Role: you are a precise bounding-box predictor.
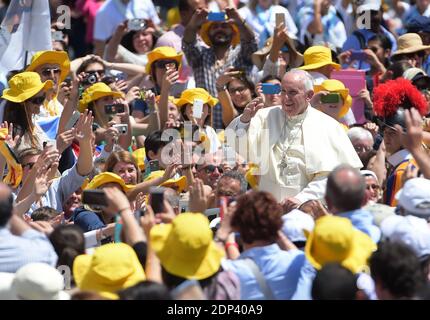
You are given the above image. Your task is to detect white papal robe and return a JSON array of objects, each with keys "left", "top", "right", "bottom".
[{"left": 228, "top": 105, "right": 363, "bottom": 202}]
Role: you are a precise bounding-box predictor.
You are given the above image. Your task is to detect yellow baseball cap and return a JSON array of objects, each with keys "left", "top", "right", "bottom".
[
  {"left": 2, "top": 71, "right": 53, "bottom": 103},
  {"left": 73, "top": 243, "right": 146, "bottom": 300},
  {"left": 298, "top": 46, "right": 340, "bottom": 71},
  {"left": 313, "top": 79, "right": 352, "bottom": 118},
  {"left": 26, "top": 50, "right": 71, "bottom": 82},
  {"left": 78, "top": 82, "right": 123, "bottom": 112},
  {"left": 144, "top": 170, "right": 187, "bottom": 193},
  {"left": 200, "top": 21, "right": 240, "bottom": 47},
  {"left": 85, "top": 172, "right": 135, "bottom": 193},
  {"left": 145, "top": 46, "right": 183, "bottom": 74},
  {"left": 150, "top": 213, "right": 225, "bottom": 280},
  {"left": 174, "top": 88, "right": 218, "bottom": 109}
]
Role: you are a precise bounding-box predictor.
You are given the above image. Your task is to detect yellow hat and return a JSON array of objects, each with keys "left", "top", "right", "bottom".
[
  {"left": 132, "top": 148, "right": 146, "bottom": 171},
  {"left": 166, "top": 7, "right": 180, "bottom": 28},
  {"left": 85, "top": 172, "right": 134, "bottom": 193},
  {"left": 1, "top": 72, "right": 53, "bottom": 103},
  {"left": 392, "top": 33, "right": 430, "bottom": 57},
  {"left": 150, "top": 213, "right": 225, "bottom": 280},
  {"left": 245, "top": 163, "right": 259, "bottom": 189},
  {"left": 73, "top": 243, "right": 146, "bottom": 299},
  {"left": 298, "top": 46, "right": 340, "bottom": 71},
  {"left": 78, "top": 82, "right": 123, "bottom": 112},
  {"left": 145, "top": 46, "right": 183, "bottom": 74},
  {"left": 304, "top": 215, "right": 376, "bottom": 273},
  {"left": 144, "top": 170, "right": 187, "bottom": 193},
  {"left": 313, "top": 79, "right": 352, "bottom": 118},
  {"left": 26, "top": 50, "right": 71, "bottom": 82},
  {"left": 200, "top": 21, "right": 240, "bottom": 47},
  {"left": 174, "top": 88, "right": 218, "bottom": 109}
]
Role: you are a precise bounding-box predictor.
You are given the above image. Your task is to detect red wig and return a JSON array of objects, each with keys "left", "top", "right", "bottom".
[{"left": 373, "top": 78, "right": 427, "bottom": 117}]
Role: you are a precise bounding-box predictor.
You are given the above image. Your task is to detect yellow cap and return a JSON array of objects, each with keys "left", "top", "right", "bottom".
[
  {"left": 2, "top": 72, "right": 53, "bottom": 103},
  {"left": 200, "top": 21, "right": 240, "bottom": 47},
  {"left": 150, "top": 213, "right": 225, "bottom": 280},
  {"left": 85, "top": 172, "right": 135, "bottom": 193},
  {"left": 26, "top": 50, "right": 71, "bottom": 82},
  {"left": 132, "top": 148, "right": 146, "bottom": 171},
  {"left": 145, "top": 46, "right": 183, "bottom": 74},
  {"left": 298, "top": 46, "right": 340, "bottom": 71},
  {"left": 313, "top": 79, "right": 352, "bottom": 118},
  {"left": 78, "top": 82, "right": 123, "bottom": 112},
  {"left": 304, "top": 215, "right": 376, "bottom": 273},
  {"left": 73, "top": 243, "right": 146, "bottom": 300},
  {"left": 144, "top": 170, "right": 187, "bottom": 193},
  {"left": 174, "top": 88, "right": 218, "bottom": 109}
]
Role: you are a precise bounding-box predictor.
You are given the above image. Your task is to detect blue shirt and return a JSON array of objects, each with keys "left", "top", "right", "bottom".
[
  {"left": 0, "top": 227, "right": 58, "bottom": 273},
  {"left": 338, "top": 208, "right": 381, "bottom": 243},
  {"left": 292, "top": 258, "right": 317, "bottom": 300},
  {"left": 221, "top": 244, "right": 306, "bottom": 300},
  {"left": 72, "top": 207, "right": 105, "bottom": 232}
]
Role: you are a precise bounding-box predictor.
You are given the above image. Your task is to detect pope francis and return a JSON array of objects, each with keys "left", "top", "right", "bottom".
[{"left": 227, "top": 70, "right": 362, "bottom": 210}]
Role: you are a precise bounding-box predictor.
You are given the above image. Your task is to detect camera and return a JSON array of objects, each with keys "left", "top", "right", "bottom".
[
  {"left": 83, "top": 73, "right": 97, "bottom": 86},
  {"left": 128, "top": 19, "right": 146, "bottom": 31},
  {"left": 113, "top": 124, "right": 128, "bottom": 135}
]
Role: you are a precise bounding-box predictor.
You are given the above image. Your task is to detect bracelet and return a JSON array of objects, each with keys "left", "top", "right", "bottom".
[{"left": 225, "top": 242, "right": 239, "bottom": 250}]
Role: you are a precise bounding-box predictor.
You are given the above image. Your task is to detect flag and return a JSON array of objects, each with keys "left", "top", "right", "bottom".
[{"left": 0, "top": 0, "right": 52, "bottom": 77}]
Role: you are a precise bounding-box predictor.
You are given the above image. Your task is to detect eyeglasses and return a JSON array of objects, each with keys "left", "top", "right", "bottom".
[
  {"left": 199, "top": 164, "right": 223, "bottom": 174},
  {"left": 354, "top": 145, "right": 372, "bottom": 153},
  {"left": 366, "top": 184, "right": 380, "bottom": 191},
  {"left": 41, "top": 68, "right": 61, "bottom": 77},
  {"left": 22, "top": 162, "right": 36, "bottom": 170},
  {"left": 228, "top": 86, "right": 248, "bottom": 94},
  {"left": 154, "top": 60, "right": 177, "bottom": 69},
  {"left": 27, "top": 95, "right": 46, "bottom": 105}
]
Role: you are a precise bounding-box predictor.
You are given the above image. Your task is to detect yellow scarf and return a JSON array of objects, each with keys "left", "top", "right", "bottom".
[{"left": 0, "top": 128, "right": 23, "bottom": 188}]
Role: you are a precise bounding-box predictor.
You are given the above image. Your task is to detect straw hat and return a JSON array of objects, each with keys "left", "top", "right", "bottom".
[
  {"left": 392, "top": 33, "right": 430, "bottom": 57},
  {"left": 174, "top": 88, "right": 218, "bottom": 109},
  {"left": 78, "top": 82, "right": 123, "bottom": 112},
  {"left": 304, "top": 215, "right": 376, "bottom": 273},
  {"left": 313, "top": 79, "right": 353, "bottom": 118},
  {"left": 2, "top": 71, "right": 53, "bottom": 103},
  {"left": 144, "top": 170, "right": 187, "bottom": 193},
  {"left": 251, "top": 36, "right": 303, "bottom": 70},
  {"left": 145, "top": 46, "right": 183, "bottom": 74},
  {"left": 298, "top": 46, "right": 340, "bottom": 71},
  {"left": 200, "top": 21, "right": 240, "bottom": 47},
  {"left": 85, "top": 172, "right": 135, "bottom": 193},
  {"left": 150, "top": 213, "right": 225, "bottom": 280},
  {"left": 26, "top": 50, "right": 71, "bottom": 82}
]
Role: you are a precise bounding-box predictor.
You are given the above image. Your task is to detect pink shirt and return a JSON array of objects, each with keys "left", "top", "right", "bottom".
[{"left": 76, "top": 0, "right": 104, "bottom": 44}]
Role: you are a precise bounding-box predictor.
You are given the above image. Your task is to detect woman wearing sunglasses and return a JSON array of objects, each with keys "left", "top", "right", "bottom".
[{"left": 2, "top": 72, "right": 53, "bottom": 153}]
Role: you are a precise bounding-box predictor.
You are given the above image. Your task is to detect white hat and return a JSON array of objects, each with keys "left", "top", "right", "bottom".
[
  {"left": 381, "top": 215, "right": 430, "bottom": 259},
  {"left": 357, "top": 0, "right": 381, "bottom": 14},
  {"left": 11, "top": 263, "right": 70, "bottom": 300},
  {"left": 395, "top": 178, "right": 430, "bottom": 219},
  {"left": 281, "top": 209, "right": 315, "bottom": 243},
  {"left": 0, "top": 273, "right": 16, "bottom": 300},
  {"left": 360, "top": 170, "right": 379, "bottom": 183}
]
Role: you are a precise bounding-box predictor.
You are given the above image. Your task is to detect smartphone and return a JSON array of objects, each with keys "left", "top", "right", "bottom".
[
  {"left": 165, "top": 62, "right": 177, "bottom": 71},
  {"left": 65, "top": 111, "right": 81, "bottom": 130},
  {"left": 113, "top": 124, "right": 128, "bottom": 135},
  {"left": 104, "top": 103, "right": 125, "bottom": 115},
  {"left": 127, "top": 18, "right": 146, "bottom": 31},
  {"left": 207, "top": 12, "right": 226, "bottom": 22},
  {"left": 82, "top": 190, "right": 108, "bottom": 207},
  {"left": 179, "top": 194, "right": 189, "bottom": 213},
  {"left": 275, "top": 13, "right": 285, "bottom": 27},
  {"left": 43, "top": 140, "right": 56, "bottom": 151},
  {"left": 193, "top": 99, "right": 204, "bottom": 119},
  {"left": 281, "top": 45, "right": 289, "bottom": 53},
  {"left": 320, "top": 93, "right": 341, "bottom": 104},
  {"left": 261, "top": 83, "right": 281, "bottom": 94},
  {"left": 171, "top": 280, "right": 205, "bottom": 300},
  {"left": 64, "top": 76, "right": 72, "bottom": 86},
  {"left": 52, "top": 30, "right": 64, "bottom": 41},
  {"left": 149, "top": 159, "right": 160, "bottom": 172},
  {"left": 115, "top": 72, "right": 127, "bottom": 82},
  {"left": 150, "top": 187, "right": 165, "bottom": 214},
  {"left": 349, "top": 50, "right": 367, "bottom": 61}
]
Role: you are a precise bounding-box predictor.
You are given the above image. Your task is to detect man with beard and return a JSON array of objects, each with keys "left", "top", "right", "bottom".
[{"left": 182, "top": 7, "right": 258, "bottom": 129}]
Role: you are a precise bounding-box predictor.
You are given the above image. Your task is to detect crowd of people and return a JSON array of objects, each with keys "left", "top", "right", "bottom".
[{"left": 0, "top": 0, "right": 430, "bottom": 301}]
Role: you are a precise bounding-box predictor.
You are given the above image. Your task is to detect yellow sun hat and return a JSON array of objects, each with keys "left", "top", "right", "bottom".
[
  {"left": 304, "top": 215, "right": 376, "bottom": 274},
  {"left": 150, "top": 213, "right": 225, "bottom": 280},
  {"left": 2, "top": 71, "right": 53, "bottom": 103},
  {"left": 85, "top": 172, "right": 135, "bottom": 193},
  {"left": 298, "top": 46, "right": 341, "bottom": 71},
  {"left": 174, "top": 88, "right": 218, "bottom": 109},
  {"left": 26, "top": 50, "right": 71, "bottom": 82},
  {"left": 132, "top": 148, "right": 146, "bottom": 172},
  {"left": 144, "top": 170, "right": 187, "bottom": 193},
  {"left": 78, "top": 82, "right": 123, "bottom": 112},
  {"left": 145, "top": 46, "right": 183, "bottom": 74},
  {"left": 73, "top": 243, "right": 146, "bottom": 300},
  {"left": 313, "top": 79, "right": 353, "bottom": 118},
  {"left": 200, "top": 20, "right": 240, "bottom": 47}
]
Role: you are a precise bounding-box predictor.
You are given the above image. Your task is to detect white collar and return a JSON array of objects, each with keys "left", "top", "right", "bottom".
[{"left": 388, "top": 149, "right": 411, "bottom": 167}]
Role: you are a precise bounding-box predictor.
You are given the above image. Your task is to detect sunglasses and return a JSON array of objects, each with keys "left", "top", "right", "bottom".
[
  {"left": 28, "top": 95, "right": 46, "bottom": 105},
  {"left": 200, "top": 164, "right": 223, "bottom": 174},
  {"left": 41, "top": 68, "right": 61, "bottom": 77},
  {"left": 366, "top": 184, "right": 380, "bottom": 191},
  {"left": 154, "top": 60, "right": 177, "bottom": 69}
]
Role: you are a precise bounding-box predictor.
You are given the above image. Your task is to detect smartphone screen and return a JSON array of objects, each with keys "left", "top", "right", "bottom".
[
  {"left": 261, "top": 83, "right": 281, "bottom": 94},
  {"left": 149, "top": 159, "right": 160, "bottom": 172},
  {"left": 150, "top": 187, "right": 165, "bottom": 214},
  {"left": 320, "top": 93, "right": 341, "bottom": 104},
  {"left": 193, "top": 99, "right": 204, "bottom": 119}
]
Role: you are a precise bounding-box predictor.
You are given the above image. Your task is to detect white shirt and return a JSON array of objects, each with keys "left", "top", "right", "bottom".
[
  {"left": 388, "top": 149, "right": 412, "bottom": 168},
  {"left": 94, "top": 0, "right": 160, "bottom": 42}
]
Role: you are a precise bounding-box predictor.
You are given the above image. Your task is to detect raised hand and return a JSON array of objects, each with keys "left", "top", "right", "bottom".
[
  {"left": 240, "top": 97, "right": 265, "bottom": 123},
  {"left": 189, "top": 178, "right": 208, "bottom": 213},
  {"left": 125, "top": 86, "right": 142, "bottom": 104},
  {"left": 161, "top": 67, "right": 179, "bottom": 92},
  {"left": 397, "top": 108, "right": 424, "bottom": 153},
  {"left": 34, "top": 164, "right": 51, "bottom": 198},
  {"left": 104, "top": 186, "right": 131, "bottom": 215},
  {"left": 56, "top": 128, "right": 75, "bottom": 153},
  {"left": 0, "top": 121, "right": 20, "bottom": 150},
  {"left": 189, "top": 8, "right": 209, "bottom": 29},
  {"left": 75, "top": 110, "right": 94, "bottom": 142}
]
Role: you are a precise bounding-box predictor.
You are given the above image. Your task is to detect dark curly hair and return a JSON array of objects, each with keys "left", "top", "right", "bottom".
[
  {"left": 230, "top": 191, "right": 283, "bottom": 244},
  {"left": 369, "top": 241, "right": 425, "bottom": 299}
]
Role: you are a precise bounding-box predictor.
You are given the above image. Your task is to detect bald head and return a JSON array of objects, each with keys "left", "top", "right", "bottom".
[
  {"left": 0, "top": 183, "right": 13, "bottom": 227},
  {"left": 325, "top": 164, "right": 366, "bottom": 213}
]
